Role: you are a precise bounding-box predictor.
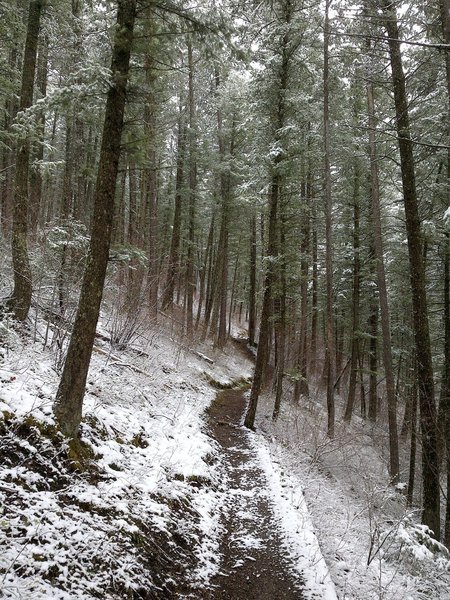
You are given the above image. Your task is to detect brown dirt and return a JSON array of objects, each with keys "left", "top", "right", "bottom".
[{"left": 199, "top": 384, "right": 306, "bottom": 600}]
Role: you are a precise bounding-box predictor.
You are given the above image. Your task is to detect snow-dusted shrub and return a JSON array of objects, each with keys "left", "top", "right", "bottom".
[{"left": 384, "top": 517, "right": 450, "bottom": 575}]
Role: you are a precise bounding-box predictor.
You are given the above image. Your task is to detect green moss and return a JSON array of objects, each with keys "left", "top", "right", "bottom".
[
  {"left": 203, "top": 373, "right": 251, "bottom": 390},
  {"left": 67, "top": 437, "right": 96, "bottom": 471},
  {"left": 131, "top": 432, "right": 149, "bottom": 448},
  {"left": 22, "top": 415, "right": 61, "bottom": 441}
]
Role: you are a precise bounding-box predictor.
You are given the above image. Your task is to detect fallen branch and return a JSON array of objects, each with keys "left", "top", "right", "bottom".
[
  {"left": 194, "top": 351, "right": 214, "bottom": 364},
  {"left": 92, "top": 346, "right": 153, "bottom": 378}
]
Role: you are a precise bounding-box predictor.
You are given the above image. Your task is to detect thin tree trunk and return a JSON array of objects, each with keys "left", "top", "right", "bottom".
[
  {"left": 273, "top": 208, "right": 287, "bottom": 420},
  {"left": 438, "top": 0, "right": 450, "bottom": 548},
  {"left": 1, "top": 45, "right": 20, "bottom": 236},
  {"left": 359, "top": 348, "right": 366, "bottom": 418},
  {"left": 368, "top": 292, "right": 378, "bottom": 423},
  {"left": 161, "top": 103, "right": 185, "bottom": 311},
  {"left": 344, "top": 156, "right": 361, "bottom": 422},
  {"left": 310, "top": 219, "right": 318, "bottom": 372},
  {"left": 196, "top": 213, "right": 214, "bottom": 328},
  {"left": 407, "top": 369, "right": 418, "bottom": 507},
  {"left": 248, "top": 213, "right": 257, "bottom": 346},
  {"left": 366, "top": 72, "right": 399, "bottom": 481},
  {"left": 442, "top": 225, "right": 450, "bottom": 546},
  {"left": 244, "top": 6, "right": 291, "bottom": 429},
  {"left": 54, "top": 0, "right": 136, "bottom": 438},
  {"left": 9, "top": 0, "right": 46, "bottom": 321},
  {"left": 143, "top": 54, "right": 158, "bottom": 320},
  {"left": 215, "top": 76, "right": 234, "bottom": 348},
  {"left": 244, "top": 169, "right": 279, "bottom": 429},
  {"left": 293, "top": 166, "right": 310, "bottom": 402},
  {"left": 185, "top": 40, "right": 196, "bottom": 336},
  {"left": 228, "top": 254, "right": 239, "bottom": 337},
  {"left": 323, "top": 0, "right": 335, "bottom": 437},
  {"left": 29, "top": 33, "right": 48, "bottom": 235}
]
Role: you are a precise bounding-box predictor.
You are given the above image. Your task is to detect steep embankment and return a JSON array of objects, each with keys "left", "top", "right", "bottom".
[{"left": 0, "top": 319, "right": 252, "bottom": 599}]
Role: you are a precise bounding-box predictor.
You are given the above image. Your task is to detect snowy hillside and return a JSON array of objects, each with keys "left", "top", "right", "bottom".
[
  {"left": 1, "top": 315, "right": 449, "bottom": 599},
  {"left": 0, "top": 317, "right": 252, "bottom": 599}
]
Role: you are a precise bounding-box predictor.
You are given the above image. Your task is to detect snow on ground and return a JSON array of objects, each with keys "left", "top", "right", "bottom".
[
  {"left": 0, "top": 315, "right": 252, "bottom": 599},
  {"left": 253, "top": 433, "right": 338, "bottom": 600},
  {"left": 253, "top": 386, "right": 450, "bottom": 600},
  {"left": 2, "top": 309, "right": 450, "bottom": 600}
]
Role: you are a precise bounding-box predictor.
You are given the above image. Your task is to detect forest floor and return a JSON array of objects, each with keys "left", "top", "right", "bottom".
[{"left": 1, "top": 309, "right": 450, "bottom": 599}]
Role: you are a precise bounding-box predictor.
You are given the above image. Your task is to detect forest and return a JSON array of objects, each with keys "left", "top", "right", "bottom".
[{"left": 0, "top": 0, "right": 449, "bottom": 598}]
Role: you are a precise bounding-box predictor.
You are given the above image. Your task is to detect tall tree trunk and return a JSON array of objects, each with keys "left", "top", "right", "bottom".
[
  {"left": 215, "top": 73, "right": 233, "bottom": 348},
  {"left": 273, "top": 208, "right": 287, "bottom": 419},
  {"left": 248, "top": 213, "right": 257, "bottom": 346},
  {"left": 310, "top": 218, "right": 318, "bottom": 372},
  {"left": 54, "top": 0, "right": 136, "bottom": 438},
  {"left": 438, "top": 0, "right": 450, "bottom": 548},
  {"left": 125, "top": 159, "right": 142, "bottom": 316},
  {"left": 293, "top": 164, "right": 310, "bottom": 402},
  {"left": 344, "top": 157, "right": 361, "bottom": 422},
  {"left": 9, "top": 0, "right": 45, "bottom": 321},
  {"left": 380, "top": 0, "right": 439, "bottom": 536},
  {"left": 161, "top": 103, "right": 185, "bottom": 311},
  {"left": 196, "top": 213, "right": 214, "bottom": 328},
  {"left": 368, "top": 297, "right": 379, "bottom": 423},
  {"left": 1, "top": 45, "right": 20, "bottom": 237},
  {"left": 143, "top": 52, "right": 158, "bottom": 320},
  {"left": 244, "top": 6, "right": 290, "bottom": 429},
  {"left": 323, "top": 0, "right": 335, "bottom": 437},
  {"left": 439, "top": 0, "right": 450, "bottom": 101},
  {"left": 29, "top": 33, "right": 48, "bottom": 235},
  {"left": 185, "top": 40, "right": 196, "bottom": 336},
  {"left": 366, "top": 73, "right": 399, "bottom": 481},
  {"left": 407, "top": 371, "right": 418, "bottom": 507},
  {"left": 244, "top": 168, "right": 279, "bottom": 429}
]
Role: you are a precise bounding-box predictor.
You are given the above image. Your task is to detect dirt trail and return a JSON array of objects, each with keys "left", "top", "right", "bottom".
[{"left": 202, "top": 386, "right": 306, "bottom": 600}]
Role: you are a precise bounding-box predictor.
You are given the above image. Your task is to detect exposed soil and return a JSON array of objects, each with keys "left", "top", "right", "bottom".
[{"left": 201, "top": 384, "right": 306, "bottom": 600}]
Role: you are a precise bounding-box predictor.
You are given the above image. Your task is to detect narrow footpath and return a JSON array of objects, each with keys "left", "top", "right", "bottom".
[{"left": 203, "top": 386, "right": 306, "bottom": 600}]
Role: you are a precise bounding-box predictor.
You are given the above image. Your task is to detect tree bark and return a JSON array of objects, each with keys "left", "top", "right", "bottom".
[
  {"left": 293, "top": 163, "right": 310, "bottom": 402},
  {"left": 161, "top": 102, "right": 186, "bottom": 311},
  {"left": 185, "top": 40, "right": 197, "bottom": 336},
  {"left": 366, "top": 73, "right": 399, "bottom": 481},
  {"left": 368, "top": 297, "right": 378, "bottom": 423},
  {"left": 215, "top": 73, "right": 234, "bottom": 348},
  {"left": 407, "top": 371, "right": 418, "bottom": 507},
  {"left": 273, "top": 207, "right": 287, "bottom": 419},
  {"left": 380, "top": 0, "right": 439, "bottom": 536},
  {"left": 344, "top": 156, "right": 361, "bottom": 422},
  {"left": 244, "top": 3, "right": 290, "bottom": 429},
  {"left": 53, "top": 0, "right": 136, "bottom": 438},
  {"left": 29, "top": 33, "right": 48, "bottom": 235},
  {"left": 248, "top": 213, "right": 257, "bottom": 346},
  {"left": 310, "top": 217, "right": 318, "bottom": 372},
  {"left": 9, "top": 0, "right": 46, "bottom": 321},
  {"left": 323, "top": 0, "right": 335, "bottom": 437},
  {"left": 437, "top": 0, "right": 450, "bottom": 548}
]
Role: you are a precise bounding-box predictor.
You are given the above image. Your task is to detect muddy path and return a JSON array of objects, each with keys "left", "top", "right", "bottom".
[{"left": 202, "top": 385, "right": 306, "bottom": 600}]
